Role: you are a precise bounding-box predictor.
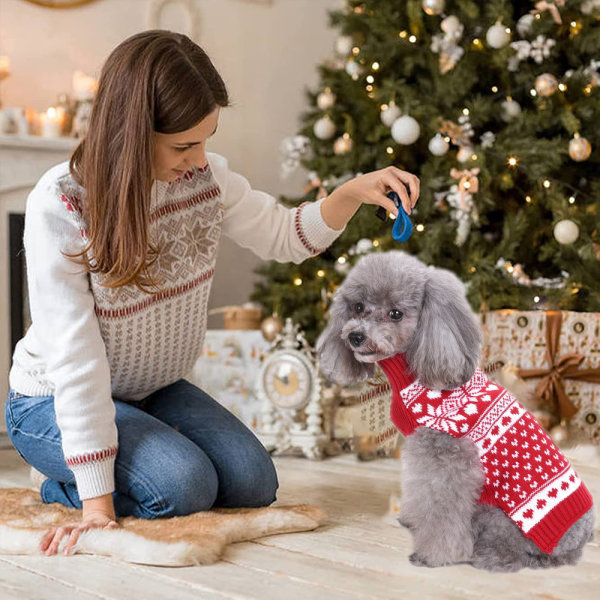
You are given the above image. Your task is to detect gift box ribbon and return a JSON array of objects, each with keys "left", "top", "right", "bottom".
[{"left": 518, "top": 311, "right": 600, "bottom": 421}]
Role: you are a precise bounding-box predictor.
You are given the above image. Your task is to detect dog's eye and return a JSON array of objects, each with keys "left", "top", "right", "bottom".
[
  {"left": 354, "top": 302, "right": 364, "bottom": 314},
  {"left": 389, "top": 309, "right": 404, "bottom": 321}
]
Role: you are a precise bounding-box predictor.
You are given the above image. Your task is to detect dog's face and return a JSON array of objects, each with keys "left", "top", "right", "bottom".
[
  {"left": 336, "top": 259, "right": 425, "bottom": 364},
  {"left": 317, "top": 251, "right": 482, "bottom": 390}
]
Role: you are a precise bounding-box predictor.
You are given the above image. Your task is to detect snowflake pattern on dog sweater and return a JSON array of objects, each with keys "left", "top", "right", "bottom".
[{"left": 378, "top": 353, "right": 593, "bottom": 554}]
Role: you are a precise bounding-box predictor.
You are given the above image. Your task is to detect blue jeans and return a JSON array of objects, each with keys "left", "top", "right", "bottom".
[{"left": 5, "top": 379, "right": 278, "bottom": 518}]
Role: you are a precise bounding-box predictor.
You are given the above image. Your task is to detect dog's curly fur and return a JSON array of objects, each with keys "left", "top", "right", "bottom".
[{"left": 317, "top": 251, "right": 594, "bottom": 572}]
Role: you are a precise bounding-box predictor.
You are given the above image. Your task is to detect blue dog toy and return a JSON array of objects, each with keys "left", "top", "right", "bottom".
[{"left": 375, "top": 190, "right": 413, "bottom": 242}]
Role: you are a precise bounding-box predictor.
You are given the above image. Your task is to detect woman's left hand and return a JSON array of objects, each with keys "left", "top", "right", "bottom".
[{"left": 336, "top": 166, "right": 419, "bottom": 216}]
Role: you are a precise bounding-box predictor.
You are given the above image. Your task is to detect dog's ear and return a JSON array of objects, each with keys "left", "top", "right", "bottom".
[
  {"left": 316, "top": 300, "right": 374, "bottom": 385},
  {"left": 405, "top": 268, "right": 481, "bottom": 390}
]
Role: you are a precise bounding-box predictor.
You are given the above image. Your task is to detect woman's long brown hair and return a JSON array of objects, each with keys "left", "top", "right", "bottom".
[{"left": 67, "top": 30, "right": 229, "bottom": 291}]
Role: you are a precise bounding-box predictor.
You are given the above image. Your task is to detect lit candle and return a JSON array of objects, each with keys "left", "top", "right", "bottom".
[
  {"left": 40, "top": 106, "right": 65, "bottom": 138},
  {"left": 0, "top": 55, "right": 10, "bottom": 81}
]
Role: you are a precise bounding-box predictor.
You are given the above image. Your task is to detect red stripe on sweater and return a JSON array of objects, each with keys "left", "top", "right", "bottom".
[
  {"left": 95, "top": 269, "right": 214, "bottom": 319},
  {"left": 150, "top": 186, "right": 221, "bottom": 222},
  {"left": 295, "top": 202, "right": 325, "bottom": 255},
  {"left": 65, "top": 446, "right": 118, "bottom": 467}
]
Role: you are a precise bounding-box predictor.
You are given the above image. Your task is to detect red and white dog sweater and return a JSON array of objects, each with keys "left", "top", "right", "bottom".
[{"left": 378, "top": 354, "right": 593, "bottom": 554}]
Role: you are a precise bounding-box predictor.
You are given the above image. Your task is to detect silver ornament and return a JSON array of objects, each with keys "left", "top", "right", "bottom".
[
  {"left": 486, "top": 23, "right": 511, "bottom": 49},
  {"left": 422, "top": 0, "right": 445, "bottom": 16},
  {"left": 501, "top": 98, "right": 522, "bottom": 121},
  {"left": 428, "top": 133, "right": 449, "bottom": 156},
  {"left": 391, "top": 115, "right": 420, "bottom": 145},
  {"left": 314, "top": 116, "right": 336, "bottom": 140},
  {"left": 335, "top": 35, "right": 353, "bottom": 56},
  {"left": 553, "top": 220, "right": 579, "bottom": 245},
  {"left": 317, "top": 89, "right": 336, "bottom": 110},
  {"left": 380, "top": 103, "right": 401, "bottom": 127}
]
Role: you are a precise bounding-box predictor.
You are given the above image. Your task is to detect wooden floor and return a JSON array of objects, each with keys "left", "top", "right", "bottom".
[{"left": 1, "top": 444, "right": 599, "bottom": 600}]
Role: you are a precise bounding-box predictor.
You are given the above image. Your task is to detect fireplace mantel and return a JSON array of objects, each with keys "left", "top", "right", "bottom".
[{"left": 0, "top": 134, "right": 78, "bottom": 432}]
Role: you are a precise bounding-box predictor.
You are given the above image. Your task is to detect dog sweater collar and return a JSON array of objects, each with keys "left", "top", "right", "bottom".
[{"left": 377, "top": 354, "right": 417, "bottom": 436}]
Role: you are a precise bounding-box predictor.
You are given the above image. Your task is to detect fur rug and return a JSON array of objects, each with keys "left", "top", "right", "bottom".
[{"left": 0, "top": 488, "right": 326, "bottom": 566}]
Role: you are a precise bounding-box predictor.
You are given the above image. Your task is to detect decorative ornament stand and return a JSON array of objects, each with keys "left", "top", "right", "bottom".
[{"left": 256, "top": 318, "right": 327, "bottom": 459}]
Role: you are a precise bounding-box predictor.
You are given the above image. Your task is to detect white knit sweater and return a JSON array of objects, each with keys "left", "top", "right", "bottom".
[{"left": 9, "top": 152, "right": 344, "bottom": 500}]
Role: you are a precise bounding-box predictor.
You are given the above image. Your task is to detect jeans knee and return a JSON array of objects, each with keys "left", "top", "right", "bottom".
[
  {"left": 129, "top": 460, "right": 219, "bottom": 518},
  {"left": 220, "top": 447, "right": 279, "bottom": 508}
]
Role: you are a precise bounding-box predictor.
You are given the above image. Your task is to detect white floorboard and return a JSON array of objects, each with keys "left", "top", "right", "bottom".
[{"left": 1, "top": 446, "right": 598, "bottom": 599}]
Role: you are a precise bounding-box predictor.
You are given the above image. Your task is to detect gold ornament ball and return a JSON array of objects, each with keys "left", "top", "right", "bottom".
[
  {"left": 535, "top": 73, "right": 558, "bottom": 97},
  {"left": 569, "top": 136, "right": 592, "bottom": 162},
  {"left": 549, "top": 423, "right": 569, "bottom": 447},
  {"left": 261, "top": 315, "right": 284, "bottom": 342},
  {"left": 422, "top": 0, "right": 445, "bottom": 16},
  {"left": 333, "top": 134, "right": 353, "bottom": 155}
]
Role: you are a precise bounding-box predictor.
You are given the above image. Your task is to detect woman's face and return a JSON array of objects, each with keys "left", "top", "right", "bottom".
[{"left": 152, "top": 107, "right": 220, "bottom": 181}]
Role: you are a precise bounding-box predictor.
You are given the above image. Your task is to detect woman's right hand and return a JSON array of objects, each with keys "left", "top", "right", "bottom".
[{"left": 40, "top": 510, "right": 119, "bottom": 556}]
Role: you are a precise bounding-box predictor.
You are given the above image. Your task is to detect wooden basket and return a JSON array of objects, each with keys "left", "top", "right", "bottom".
[{"left": 208, "top": 305, "right": 263, "bottom": 330}]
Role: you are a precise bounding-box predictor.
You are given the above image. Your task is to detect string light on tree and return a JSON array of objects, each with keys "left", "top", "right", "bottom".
[
  {"left": 507, "top": 156, "right": 518, "bottom": 167},
  {"left": 569, "top": 134, "right": 592, "bottom": 161},
  {"left": 293, "top": 277, "right": 303, "bottom": 286}
]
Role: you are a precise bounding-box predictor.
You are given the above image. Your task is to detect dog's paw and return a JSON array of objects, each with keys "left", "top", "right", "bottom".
[{"left": 409, "top": 553, "right": 434, "bottom": 568}]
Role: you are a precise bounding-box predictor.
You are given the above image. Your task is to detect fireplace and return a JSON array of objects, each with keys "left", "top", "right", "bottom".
[{"left": 9, "top": 212, "right": 29, "bottom": 355}]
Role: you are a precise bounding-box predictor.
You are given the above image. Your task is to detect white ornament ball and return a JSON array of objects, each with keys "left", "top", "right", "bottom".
[
  {"left": 456, "top": 145, "right": 474, "bottom": 163},
  {"left": 486, "top": 23, "right": 511, "bottom": 49},
  {"left": 333, "top": 134, "right": 353, "bottom": 155},
  {"left": 422, "top": 0, "right": 445, "bottom": 16},
  {"left": 441, "top": 15, "right": 462, "bottom": 36},
  {"left": 569, "top": 136, "right": 592, "bottom": 162},
  {"left": 313, "top": 116, "right": 336, "bottom": 140},
  {"left": 501, "top": 98, "right": 522, "bottom": 121},
  {"left": 380, "top": 103, "right": 402, "bottom": 127},
  {"left": 335, "top": 35, "right": 353, "bottom": 56},
  {"left": 428, "top": 133, "right": 450, "bottom": 156},
  {"left": 553, "top": 220, "right": 580, "bottom": 245},
  {"left": 345, "top": 60, "right": 362, "bottom": 79},
  {"left": 355, "top": 238, "right": 374, "bottom": 254},
  {"left": 391, "top": 115, "right": 420, "bottom": 145},
  {"left": 516, "top": 14, "right": 535, "bottom": 37},
  {"left": 317, "top": 89, "right": 336, "bottom": 110},
  {"left": 535, "top": 73, "right": 558, "bottom": 97}
]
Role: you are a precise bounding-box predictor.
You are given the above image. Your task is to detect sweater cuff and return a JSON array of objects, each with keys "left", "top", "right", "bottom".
[
  {"left": 67, "top": 447, "right": 117, "bottom": 500},
  {"left": 295, "top": 198, "right": 345, "bottom": 255}
]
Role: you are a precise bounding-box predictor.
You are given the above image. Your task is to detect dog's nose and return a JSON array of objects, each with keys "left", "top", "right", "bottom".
[{"left": 348, "top": 332, "right": 365, "bottom": 347}]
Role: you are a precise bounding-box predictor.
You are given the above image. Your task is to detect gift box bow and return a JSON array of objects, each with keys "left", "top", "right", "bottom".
[{"left": 518, "top": 311, "right": 600, "bottom": 420}]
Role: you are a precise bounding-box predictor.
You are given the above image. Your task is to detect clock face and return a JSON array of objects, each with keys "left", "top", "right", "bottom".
[{"left": 262, "top": 352, "right": 312, "bottom": 410}]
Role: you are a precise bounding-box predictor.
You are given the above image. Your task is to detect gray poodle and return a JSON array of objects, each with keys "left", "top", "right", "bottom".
[{"left": 317, "top": 251, "right": 595, "bottom": 572}]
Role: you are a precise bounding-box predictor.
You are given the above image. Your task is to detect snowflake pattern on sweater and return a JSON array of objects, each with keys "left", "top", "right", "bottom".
[{"left": 378, "top": 354, "right": 593, "bottom": 554}]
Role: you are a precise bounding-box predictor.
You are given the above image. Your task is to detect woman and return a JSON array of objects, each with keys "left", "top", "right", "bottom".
[{"left": 5, "top": 30, "right": 419, "bottom": 556}]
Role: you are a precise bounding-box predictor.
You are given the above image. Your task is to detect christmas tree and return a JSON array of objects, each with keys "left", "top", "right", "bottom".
[{"left": 252, "top": 0, "right": 600, "bottom": 345}]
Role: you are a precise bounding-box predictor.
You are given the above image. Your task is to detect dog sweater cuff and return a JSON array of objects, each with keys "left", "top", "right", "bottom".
[
  {"left": 378, "top": 354, "right": 416, "bottom": 391},
  {"left": 68, "top": 448, "right": 117, "bottom": 500}
]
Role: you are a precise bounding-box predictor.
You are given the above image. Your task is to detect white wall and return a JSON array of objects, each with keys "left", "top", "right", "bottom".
[{"left": 0, "top": 0, "right": 342, "bottom": 326}]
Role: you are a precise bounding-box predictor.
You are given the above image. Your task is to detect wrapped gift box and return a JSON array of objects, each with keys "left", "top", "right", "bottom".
[{"left": 480, "top": 310, "right": 600, "bottom": 442}]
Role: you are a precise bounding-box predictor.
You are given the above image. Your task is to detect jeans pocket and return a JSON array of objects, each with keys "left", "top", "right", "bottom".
[{"left": 6, "top": 390, "right": 53, "bottom": 430}]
